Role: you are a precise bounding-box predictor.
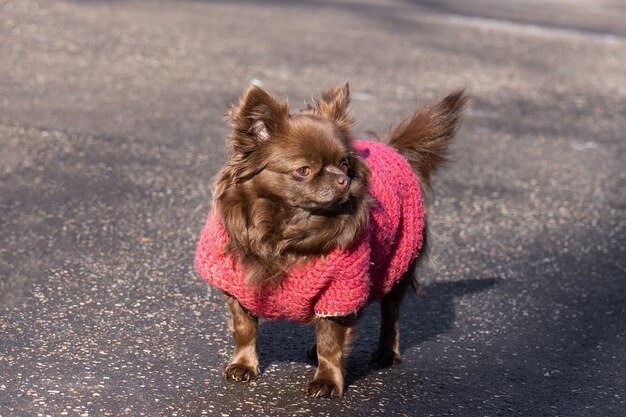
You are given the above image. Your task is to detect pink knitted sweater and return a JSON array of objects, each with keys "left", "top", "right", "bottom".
[{"left": 195, "top": 140, "right": 424, "bottom": 322}]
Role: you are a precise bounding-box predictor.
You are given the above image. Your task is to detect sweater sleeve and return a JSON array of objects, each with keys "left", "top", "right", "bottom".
[
  {"left": 194, "top": 211, "right": 244, "bottom": 295},
  {"left": 313, "top": 224, "right": 372, "bottom": 317}
]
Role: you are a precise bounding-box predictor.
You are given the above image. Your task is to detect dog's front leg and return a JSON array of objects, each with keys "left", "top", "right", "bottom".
[
  {"left": 223, "top": 293, "right": 259, "bottom": 381},
  {"left": 307, "top": 315, "right": 355, "bottom": 398}
]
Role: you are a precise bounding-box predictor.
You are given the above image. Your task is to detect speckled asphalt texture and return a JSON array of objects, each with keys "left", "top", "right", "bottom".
[{"left": 1, "top": 0, "right": 625, "bottom": 416}]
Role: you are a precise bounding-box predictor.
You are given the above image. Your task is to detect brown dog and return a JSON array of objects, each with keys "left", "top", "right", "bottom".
[{"left": 206, "top": 83, "right": 466, "bottom": 397}]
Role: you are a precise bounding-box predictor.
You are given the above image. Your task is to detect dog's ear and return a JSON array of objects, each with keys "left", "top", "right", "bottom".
[
  {"left": 227, "top": 85, "right": 289, "bottom": 153},
  {"left": 317, "top": 82, "right": 354, "bottom": 133}
]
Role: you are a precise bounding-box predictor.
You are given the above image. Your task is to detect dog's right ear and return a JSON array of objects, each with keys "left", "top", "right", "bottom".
[
  {"left": 316, "top": 82, "right": 354, "bottom": 134},
  {"left": 227, "top": 85, "right": 289, "bottom": 153}
]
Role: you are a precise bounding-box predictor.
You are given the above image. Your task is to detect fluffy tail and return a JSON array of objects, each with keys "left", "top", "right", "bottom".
[{"left": 387, "top": 90, "right": 467, "bottom": 189}]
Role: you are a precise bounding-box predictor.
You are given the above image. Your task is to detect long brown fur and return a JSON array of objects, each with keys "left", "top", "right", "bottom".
[
  {"left": 214, "top": 83, "right": 466, "bottom": 397},
  {"left": 213, "top": 83, "right": 371, "bottom": 287},
  {"left": 387, "top": 90, "right": 467, "bottom": 189}
]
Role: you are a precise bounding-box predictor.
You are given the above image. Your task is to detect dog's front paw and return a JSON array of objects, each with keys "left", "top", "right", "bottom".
[
  {"left": 307, "top": 379, "right": 343, "bottom": 398},
  {"left": 223, "top": 363, "right": 258, "bottom": 382},
  {"left": 370, "top": 348, "right": 401, "bottom": 367}
]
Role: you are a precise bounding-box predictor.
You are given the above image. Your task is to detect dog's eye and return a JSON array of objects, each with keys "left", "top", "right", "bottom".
[
  {"left": 339, "top": 160, "right": 350, "bottom": 173},
  {"left": 296, "top": 166, "right": 312, "bottom": 177}
]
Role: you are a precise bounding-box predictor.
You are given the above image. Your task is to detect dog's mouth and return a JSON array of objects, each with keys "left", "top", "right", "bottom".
[
  {"left": 298, "top": 192, "right": 352, "bottom": 212},
  {"left": 290, "top": 179, "right": 353, "bottom": 212}
]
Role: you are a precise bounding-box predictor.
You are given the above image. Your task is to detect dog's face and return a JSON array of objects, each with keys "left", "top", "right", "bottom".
[
  {"left": 218, "top": 82, "right": 369, "bottom": 213},
  {"left": 252, "top": 115, "right": 355, "bottom": 210}
]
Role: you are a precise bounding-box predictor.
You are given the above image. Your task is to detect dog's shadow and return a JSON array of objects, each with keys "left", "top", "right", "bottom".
[{"left": 257, "top": 278, "right": 500, "bottom": 384}]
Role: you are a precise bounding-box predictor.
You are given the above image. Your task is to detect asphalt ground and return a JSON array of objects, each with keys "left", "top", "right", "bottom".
[{"left": 1, "top": 0, "right": 625, "bottom": 415}]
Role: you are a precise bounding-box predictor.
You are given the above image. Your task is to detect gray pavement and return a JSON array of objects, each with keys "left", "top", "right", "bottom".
[{"left": 1, "top": 0, "right": 625, "bottom": 415}]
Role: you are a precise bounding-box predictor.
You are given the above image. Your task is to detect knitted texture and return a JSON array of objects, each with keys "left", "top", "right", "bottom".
[{"left": 195, "top": 140, "right": 424, "bottom": 322}]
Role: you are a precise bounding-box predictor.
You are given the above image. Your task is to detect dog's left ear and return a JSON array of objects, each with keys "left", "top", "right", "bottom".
[{"left": 317, "top": 82, "right": 355, "bottom": 133}]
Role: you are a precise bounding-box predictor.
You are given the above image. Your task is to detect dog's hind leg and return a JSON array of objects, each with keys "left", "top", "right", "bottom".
[
  {"left": 371, "top": 259, "right": 417, "bottom": 366},
  {"left": 223, "top": 293, "right": 259, "bottom": 381}
]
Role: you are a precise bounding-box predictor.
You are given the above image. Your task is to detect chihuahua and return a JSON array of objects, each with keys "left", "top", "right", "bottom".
[{"left": 195, "top": 83, "right": 466, "bottom": 397}]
